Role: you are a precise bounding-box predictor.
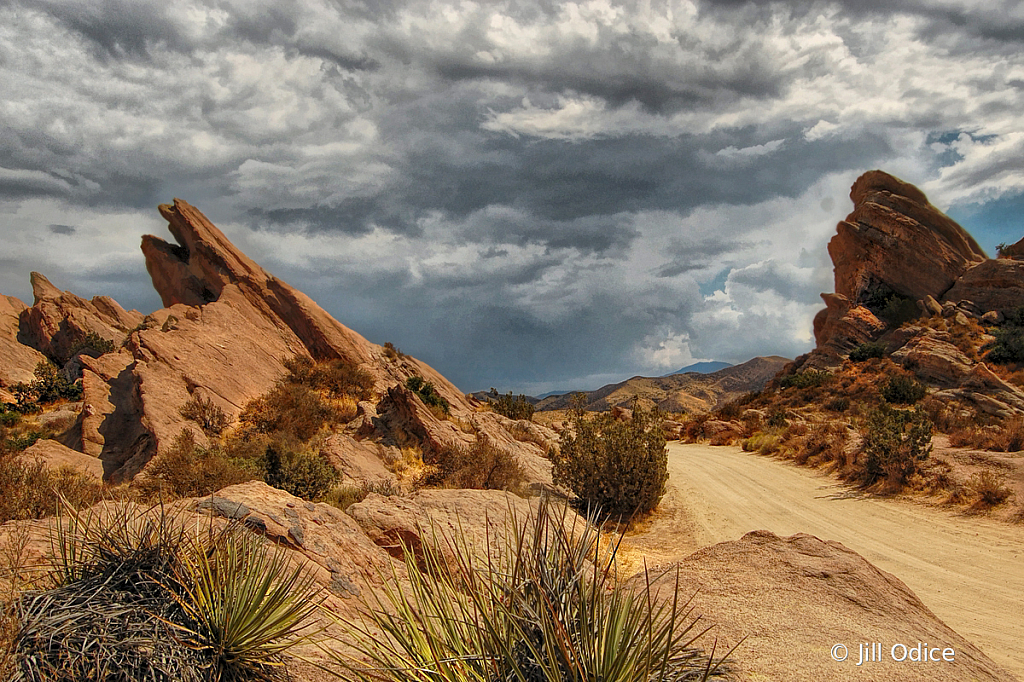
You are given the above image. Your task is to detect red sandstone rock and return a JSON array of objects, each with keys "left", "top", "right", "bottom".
[
  {"left": 0, "top": 294, "right": 47, "bottom": 387},
  {"left": 828, "top": 171, "right": 985, "bottom": 305},
  {"left": 943, "top": 258, "right": 1024, "bottom": 315}
]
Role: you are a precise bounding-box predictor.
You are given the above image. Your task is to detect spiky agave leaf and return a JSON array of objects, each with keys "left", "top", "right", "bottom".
[
  {"left": 171, "top": 526, "right": 323, "bottom": 682},
  {"left": 322, "top": 495, "right": 735, "bottom": 682}
]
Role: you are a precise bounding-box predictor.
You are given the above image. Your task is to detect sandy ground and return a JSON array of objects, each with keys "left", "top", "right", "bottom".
[{"left": 620, "top": 443, "right": 1024, "bottom": 677}]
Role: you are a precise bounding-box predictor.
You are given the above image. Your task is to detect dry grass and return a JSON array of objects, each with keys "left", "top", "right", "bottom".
[
  {"left": 966, "top": 471, "right": 1013, "bottom": 511},
  {"left": 947, "top": 418, "right": 1024, "bottom": 453}
]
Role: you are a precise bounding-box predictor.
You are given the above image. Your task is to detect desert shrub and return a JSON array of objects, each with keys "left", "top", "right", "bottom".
[
  {"left": 137, "top": 430, "right": 251, "bottom": 500},
  {"left": 283, "top": 356, "right": 375, "bottom": 401},
  {"left": 766, "top": 409, "right": 788, "bottom": 428},
  {"left": 12, "top": 501, "right": 318, "bottom": 681},
  {"left": 793, "top": 422, "right": 847, "bottom": 465},
  {"left": 880, "top": 374, "right": 927, "bottom": 405},
  {"left": 741, "top": 432, "right": 780, "bottom": 456},
  {"left": 986, "top": 308, "right": 1024, "bottom": 364},
  {"left": 849, "top": 341, "right": 886, "bottom": 362},
  {"left": 824, "top": 396, "right": 850, "bottom": 412},
  {"left": 488, "top": 390, "right": 536, "bottom": 421},
  {"left": 13, "top": 362, "right": 82, "bottom": 407},
  {"left": 418, "top": 440, "right": 525, "bottom": 492},
  {"left": 382, "top": 342, "right": 402, "bottom": 360},
  {"left": 552, "top": 398, "right": 667, "bottom": 518},
  {"left": 66, "top": 331, "right": 116, "bottom": 360},
  {"left": 779, "top": 370, "right": 833, "bottom": 390},
  {"left": 863, "top": 287, "right": 920, "bottom": 327},
  {"left": 263, "top": 444, "right": 338, "bottom": 501},
  {"left": 860, "top": 404, "right": 933, "bottom": 487},
  {"left": 966, "top": 471, "right": 1013, "bottom": 510},
  {"left": 330, "top": 497, "right": 732, "bottom": 682},
  {"left": 324, "top": 480, "right": 399, "bottom": 512},
  {"left": 179, "top": 395, "right": 230, "bottom": 436},
  {"left": 0, "top": 453, "right": 104, "bottom": 524},
  {"left": 714, "top": 399, "right": 743, "bottom": 421},
  {"left": 239, "top": 384, "right": 338, "bottom": 443},
  {"left": 405, "top": 376, "right": 450, "bottom": 415},
  {"left": 4, "top": 430, "right": 44, "bottom": 452}
]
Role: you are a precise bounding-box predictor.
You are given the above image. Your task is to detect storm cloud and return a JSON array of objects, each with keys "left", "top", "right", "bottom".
[{"left": 3, "top": 0, "right": 1024, "bottom": 393}]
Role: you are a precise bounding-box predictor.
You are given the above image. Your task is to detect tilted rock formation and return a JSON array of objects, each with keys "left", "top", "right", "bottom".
[
  {"left": 797, "top": 170, "right": 1024, "bottom": 416},
  {"left": 1, "top": 198, "right": 557, "bottom": 487},
  {"left": 829, "top": 170, "right": 986, "bottom": 305},
  {"left": 812, "top": 293, "right": 887, "bottom": 355},
  {"left": 0, "top": 294, "right": 46, "bottom": 387},
  {"left": 18, "top": 272, "right": 144, "bottom": 364}
]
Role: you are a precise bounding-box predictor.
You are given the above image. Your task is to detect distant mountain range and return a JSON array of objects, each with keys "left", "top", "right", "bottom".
[
  {"left": 664, "top": 360, "right": 733, "bottom": 376},
  {"left": 530, "top": 356, "right": 790, "bottom": 414}
]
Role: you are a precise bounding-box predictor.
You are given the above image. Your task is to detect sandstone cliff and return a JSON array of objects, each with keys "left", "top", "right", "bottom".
[{"left": 0, "top": 199, "right": 553, "bottom": 484}]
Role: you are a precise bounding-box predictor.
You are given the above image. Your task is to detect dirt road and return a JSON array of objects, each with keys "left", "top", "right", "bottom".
[{"left": 623, "top": 443, "right": 1024, "bottom": 676}]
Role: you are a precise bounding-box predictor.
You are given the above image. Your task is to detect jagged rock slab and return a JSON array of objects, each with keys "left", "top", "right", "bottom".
[
  {"left": 18, "top": 272, "right": 143, "bottom": 363},
  {"left": 19, "top": 439, "right": 103, "bottom": 479},
  {"left": 943, "top": 258, "right": 1024, "bottom": 315},
  {"left": 829, "top": 170, "right": 986, "bottom": 304},
  {"left": 0, "top": 294, "right": 46, "bottom": 388},
  {"left": 649, "top": 530, "right": 1013, "bottom": 682}
]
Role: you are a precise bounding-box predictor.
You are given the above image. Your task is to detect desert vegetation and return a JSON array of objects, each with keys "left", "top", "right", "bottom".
[
  {"left": 486, "top": 389, "right": 536, "bottom": 421},
  {"left": 4, "top": 500, "right": 320, "bottom": 681},
  {"left": 552, "top": 397, "right": 668, "bottom": 519},
  {"left": 417, "top": 440, "right": 525, "bottom": 493},
  {"left": 405, "top": 375, "right": 450, "bottom": 416},
  {"left": 331, "top": 497, "right": 732, "bottom": 682}
]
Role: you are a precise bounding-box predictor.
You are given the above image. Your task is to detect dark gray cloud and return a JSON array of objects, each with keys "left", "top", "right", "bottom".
[{"left": 2, "top": 0, "right": 1024, "bottom": 392}]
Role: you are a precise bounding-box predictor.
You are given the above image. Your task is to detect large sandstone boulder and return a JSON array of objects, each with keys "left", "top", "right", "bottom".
[
  {"left": 828, "top": 170, "right": 986, "bottom": 306},
  {"left": 649, "top": 531, "right": 1012, "bottom": 682},
  {"left": 813, "top": 293, "right": 887, "bottom": 353},
  {"left": 890, "top": 331, "right": 973, "bottom": 387},
  {"left": 943, "top": 258, "right": 1024, "bottom": 315},
  {"left": 0, "top": 294, "right": 46, "bottom": 388},
  {"left": 19, "top": 439, "right": 103, "bottom": 480}
]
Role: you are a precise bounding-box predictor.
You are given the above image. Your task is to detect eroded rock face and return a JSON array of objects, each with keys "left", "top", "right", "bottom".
[
  {"left": 0, "top": 295, "right": 46, "bottom": 387},
  {"left": 813, "top": 293, "right": 887, "bottom": 353},
  {"left": 649, "top": 530, "right": 1012, "bottom": 682},
  {"left": 17, "top": 273, "right": 144, "bottom": 364},
  {"left": 829, "top": 171, "right": 986, "bottom": 305},
  {"left": 943, "top": 259, "right": 1024, "bottom": 315}
]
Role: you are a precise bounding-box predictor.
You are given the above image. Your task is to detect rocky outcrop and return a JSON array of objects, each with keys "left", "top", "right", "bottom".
[
  {"left": 18, "top": 272, "right": 144, "bottom": 364},
  {"left": 829, "top": 170, "right": 986, "bottom": 305},
  {"left": 19, "top": 439, "right": 104, "bottom": 479},
  {"left": 890, "top": 330, "right": 973, "bottom": 387},
  {"left": 0, "top": 294, "right": 46, "bottom": 387},
  {"left": 813, "top": 293, "right": 887, "bottom": 354},
  {"left": 942, "top": 258, "right": 1024, "bottom": 315},
  {"left": 1, "top": 198, "right": 555, "bottom": 489},
  {"left": 649, "top": 530, "right": 1012, "bottom": 682}
]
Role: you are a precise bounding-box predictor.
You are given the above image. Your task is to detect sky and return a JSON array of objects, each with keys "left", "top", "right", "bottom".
[{"left": 3, "top": 0, "right": 1024, "bottom": 395}]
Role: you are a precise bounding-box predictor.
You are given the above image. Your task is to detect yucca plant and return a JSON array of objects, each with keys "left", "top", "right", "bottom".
[
  {"left": 11, "top": 497, "right": 321, "bottom": 682},
  {"left": 172, "top": 526, "right": 323, "bottom": 681},
  {"left": 326, "top": 496, "right": 735, "bottom": 682}
]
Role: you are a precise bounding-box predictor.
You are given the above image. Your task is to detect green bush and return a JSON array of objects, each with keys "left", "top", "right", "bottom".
[
  {"left": 66, "top": 331, "right": 116, "bottom": 360},
  {"left": 263, "top": 444, "right": 338, "bottom": 501},
  {"left": 418, "top": 440, "right": 525, "bottom": 492},
  {"left": 552, "top": 398, "right": 668, "bottom": 517},
  {"left": 862, "top": 287, "right": 920, "bottom": 327},
  {"left": 488, "top": 390, "right": 536, "bottom": 421},
  {"left": 778, "top": 370, "right": 833, "bottom": 390},
  {"left": 330, "top": 497, "right": 732, "bottom": 682},
  {"left": 179, "top": 395, "right": 230, "bottom": 436},
  {"left": 849, "top": 341, "right": 886, "bottom": 362},
  {"left": 405, "top": 376, "right": 450, "bottom": 415},
  {"left": 13, "top": 362, "right": 82, "bottom": 407},
  {"left": 986, "top": 308, "right": 1024, "bottom": 364},
  {"left": 861, "top": 404, "right": 933, "bottom": 486},
  {"left": 880, "top": 375, "right": 927, "bottom": 405}
]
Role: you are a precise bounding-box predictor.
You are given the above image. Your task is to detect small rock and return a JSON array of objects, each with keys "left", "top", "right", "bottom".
[
  {"left": 982, "top": 310, "right": 1004, "bottom": 325},
  {"left": 198, "top": 497, "right": 251, "bottom": 520},
  {"left": 287, "top": 524, "right": 305, "bottom": 547}
]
